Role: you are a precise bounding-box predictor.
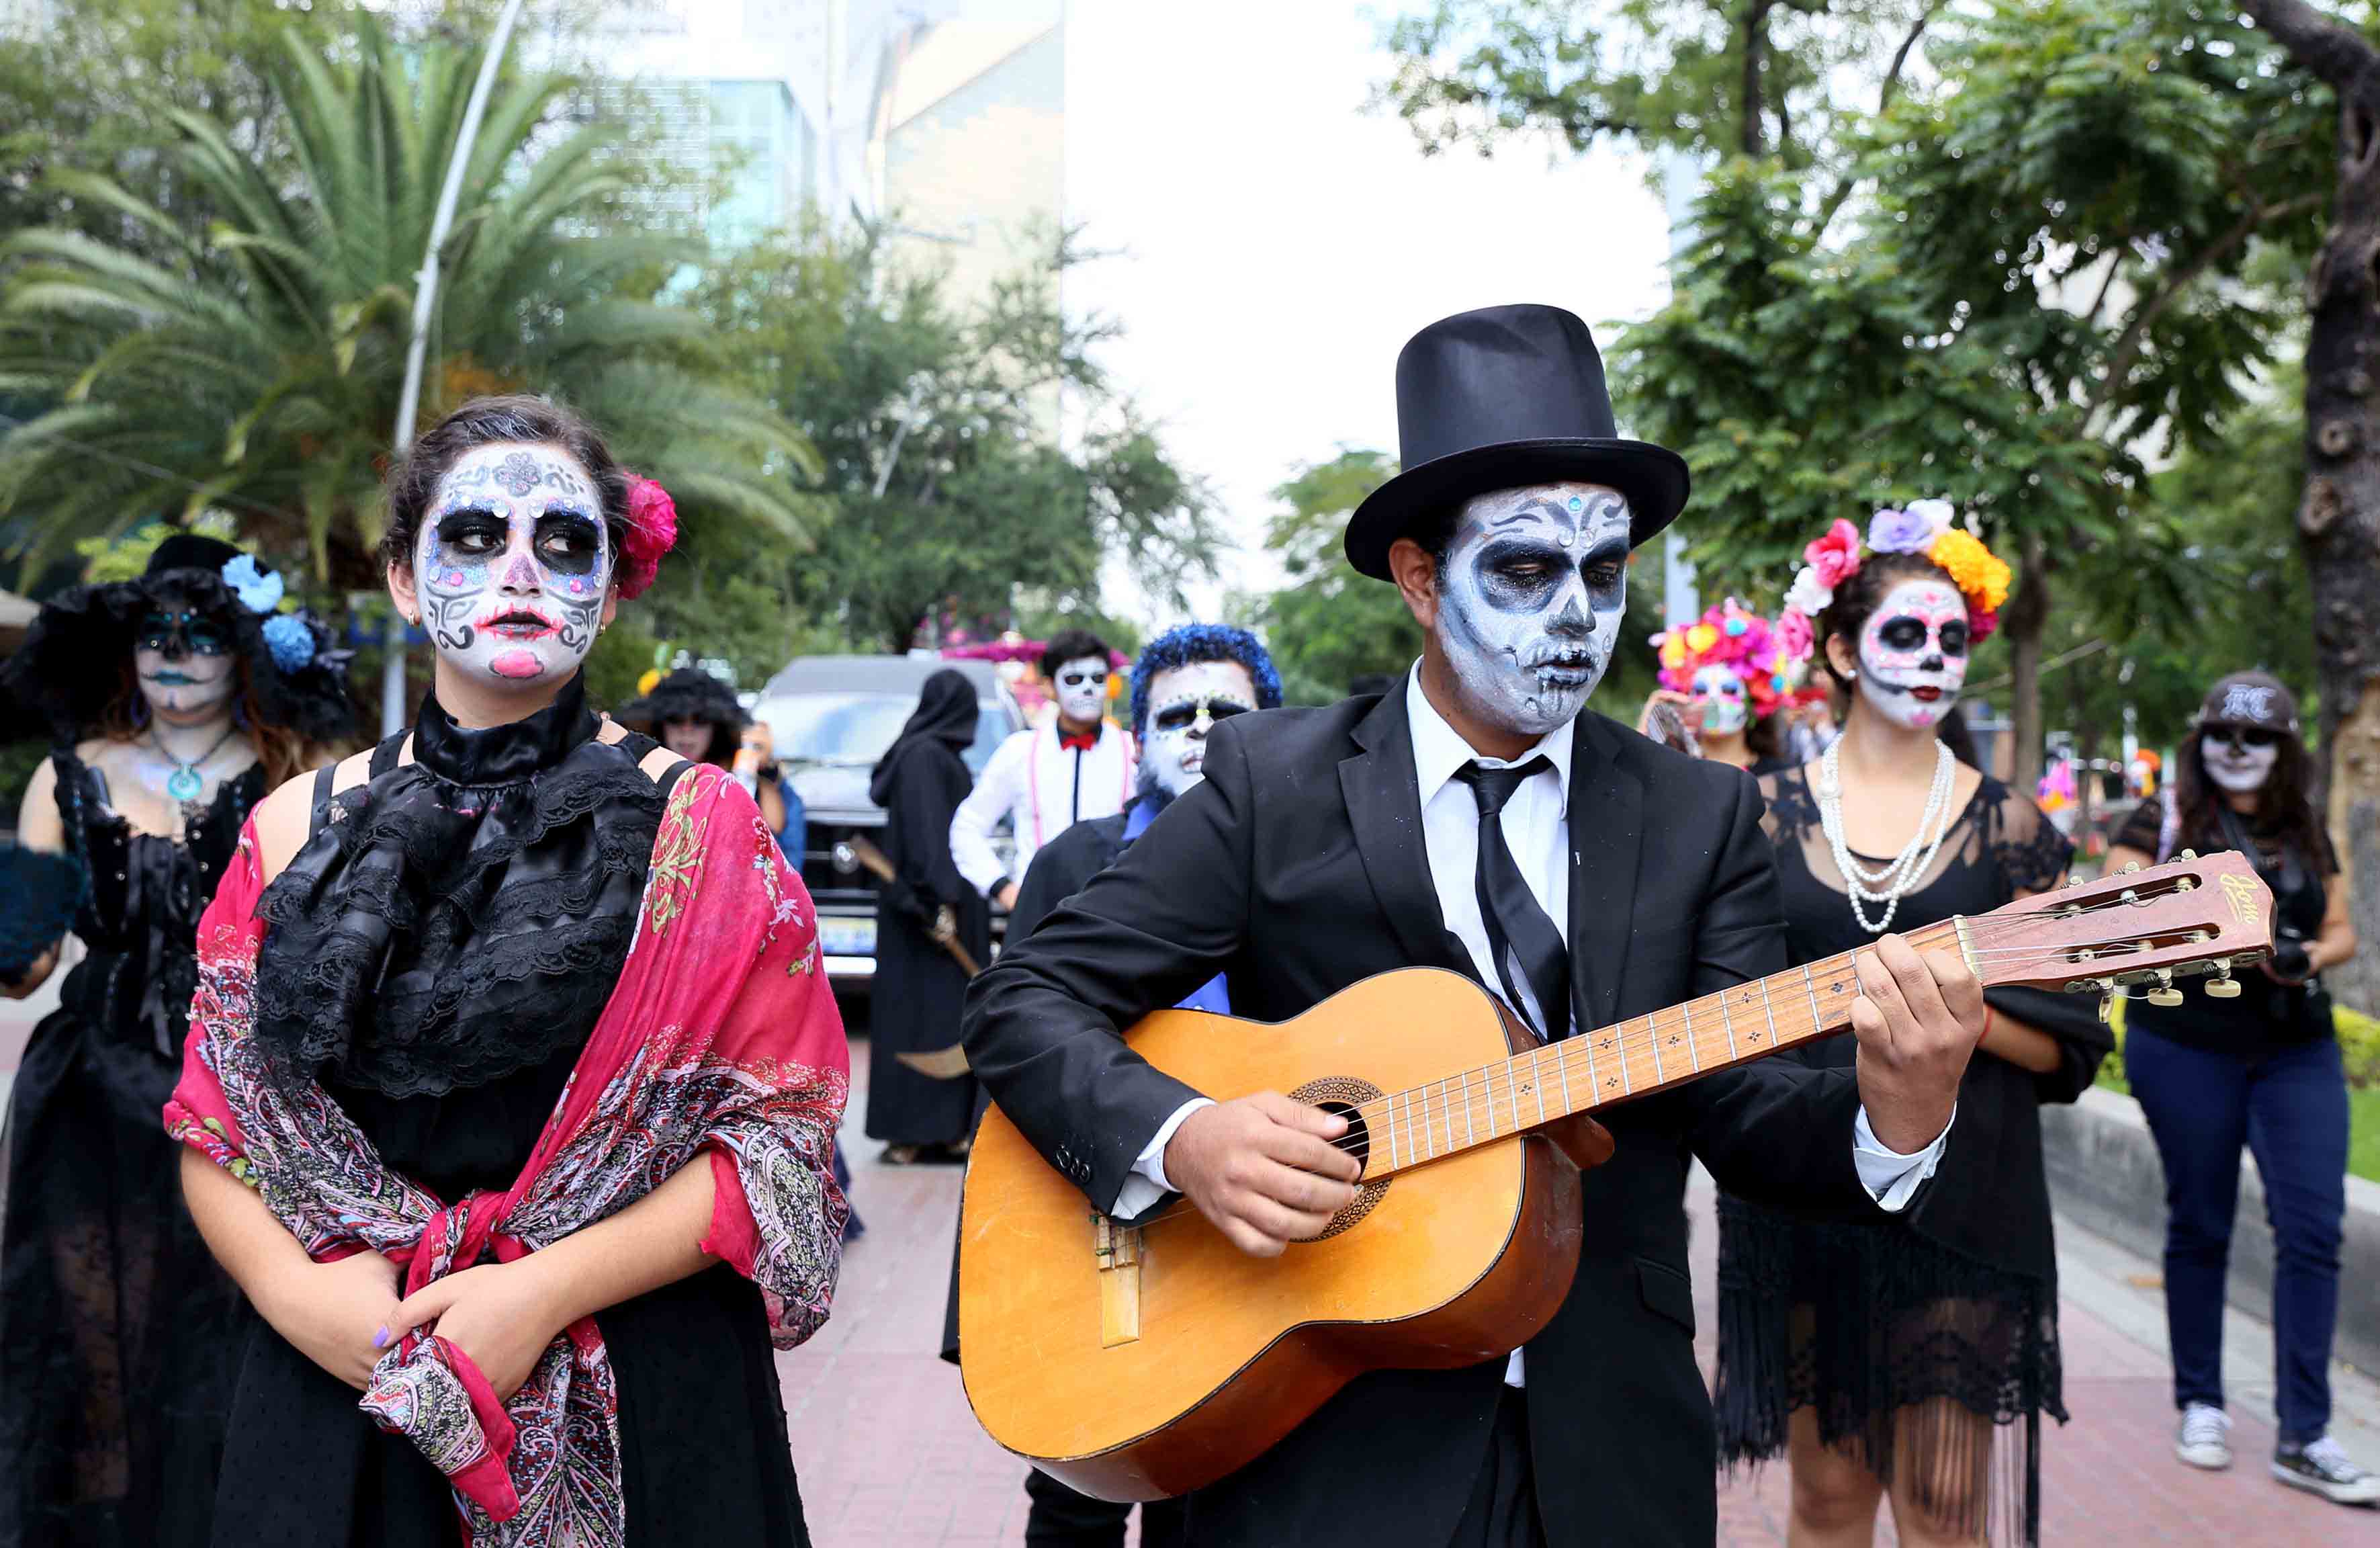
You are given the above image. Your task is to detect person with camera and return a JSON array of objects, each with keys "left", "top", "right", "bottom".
[{"left": 2103, "top": 671, "right": 2372, "bottom": 1507}]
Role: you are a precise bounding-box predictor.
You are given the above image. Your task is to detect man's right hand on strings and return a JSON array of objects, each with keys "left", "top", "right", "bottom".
[{"left": 1164, "top": 1093, "right": 1362, "bottom": 1257}]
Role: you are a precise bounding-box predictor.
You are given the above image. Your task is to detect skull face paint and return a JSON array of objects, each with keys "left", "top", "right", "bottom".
[
  {"left": 2201, "top": 728, "right": 2280, "bottom": 793},
  {"left": 132, "top": 600, "right": 236, "bottom": 724},
  {"left": 1435, "top": 482, "right": 1631, "bottom": 739},
  {"left": 1689, "top": 662, "right": 1750, "bottom": 736},
  {"left": 1137, "top": 660, "right": 1257, "bottom": 800},
  {"left": 412, "top": 443, "right": 612, "bottom": 690},
  {"left": 1051, "top": 657, "right": 1109, "bottom": 727},
  {"left": 1855, "top": 578, "right": 1968, "bottom": 730}
]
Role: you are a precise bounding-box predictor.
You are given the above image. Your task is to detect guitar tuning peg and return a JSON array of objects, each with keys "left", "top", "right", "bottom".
[
  {"left": 2121, "top": 861, "right": 2142, "bottom": 874},
  {"left": 2068, "top": 875, "right": 2086, "bottom": 888},
  {"left": 2179, "top": 848, "right": 2198, "bottom": 861},
  {"left": 2098, "top": 991, "right": 2115, "bottom": 1024},
  {"left": 2148, "top": 970, "right": 2184, "bottom": 1008},
  {"left": 2205, "top": 961, "right": 2242, "bottom": 999}
]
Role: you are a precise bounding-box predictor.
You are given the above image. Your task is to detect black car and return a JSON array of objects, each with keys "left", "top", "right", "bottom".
[{"left": 750, "top": 655, "right": 1021, "bottom": 1015}]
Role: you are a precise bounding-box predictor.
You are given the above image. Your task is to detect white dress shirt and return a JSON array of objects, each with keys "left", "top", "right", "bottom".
[
  {"left": 1122, "top": 664, "right": 1951, "bottom": 1385},
  {"left": 949, "top": 721, "right": 1136, "bottom": 895}
]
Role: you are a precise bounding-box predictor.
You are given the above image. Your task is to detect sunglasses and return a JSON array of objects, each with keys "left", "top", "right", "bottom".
[
  {"left": 1150, "top": 696, "right": 1253, "bottom": 734},
  {"left": 2207, "top": 726, "right": 2281, "bottom": 752}
]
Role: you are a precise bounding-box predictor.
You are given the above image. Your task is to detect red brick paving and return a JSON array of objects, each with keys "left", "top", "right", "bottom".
[{"left": 790, "top": 1037, "right": 2380, "bottom": 1546}]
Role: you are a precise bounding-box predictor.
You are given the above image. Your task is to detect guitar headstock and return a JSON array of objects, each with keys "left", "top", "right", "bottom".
[{"left": 1966, "top": 851, "right": 2273, "bottom": 1000}]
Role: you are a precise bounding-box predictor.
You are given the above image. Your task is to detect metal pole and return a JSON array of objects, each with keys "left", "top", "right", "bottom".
[{"left": 381, "top": 0, "right": 529, "bottom": 734}]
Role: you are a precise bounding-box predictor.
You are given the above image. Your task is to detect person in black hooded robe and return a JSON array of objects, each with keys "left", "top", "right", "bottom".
[{"left": 864, "top": 669, "right": 987, "bottom": 1161}]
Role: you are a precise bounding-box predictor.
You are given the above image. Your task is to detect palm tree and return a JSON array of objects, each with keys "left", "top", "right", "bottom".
[{"left": 0, "top": 22, "right": 822, "bottom": 589}]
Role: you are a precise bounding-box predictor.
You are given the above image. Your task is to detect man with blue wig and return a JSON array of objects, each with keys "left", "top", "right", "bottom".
[{"left": 942, "top": 623, "right": 1282, "bottom": 1547}]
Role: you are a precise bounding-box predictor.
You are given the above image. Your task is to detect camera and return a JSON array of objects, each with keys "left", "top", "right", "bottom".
[{"left": 2269, "top": 921, "right": 2312, "bottom": 984}]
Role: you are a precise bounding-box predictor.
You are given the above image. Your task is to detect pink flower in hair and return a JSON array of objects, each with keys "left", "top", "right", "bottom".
[
  {"left": 617, "top": 473, "right": 678, "bottom": 600},
  {"left": 1775, "top": 607, "right": 1814, "bottom": 663},
  {"left": 1968, "top": 604, "right": 1999, "bottom": 644},
  {"left": 1803, "top": 518, "right": 1862, "bottom": 591}
]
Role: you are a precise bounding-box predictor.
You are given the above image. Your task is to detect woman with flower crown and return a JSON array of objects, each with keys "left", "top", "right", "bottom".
[
  {"left": 1640, "top": 597, "right": 1812, "bottom": 773},
  {"left": 0, "top": 533, "right": 351, "bottom": 1547},
  {"left": 164, "top": 396, "right": 848, "bottom": 1545},
  {"left": 1710, "top": 503, "right": 2112, "bottom": 1547}
]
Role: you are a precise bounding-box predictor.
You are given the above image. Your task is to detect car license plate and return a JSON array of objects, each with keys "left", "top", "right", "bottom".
[{"left": 818, "top": 916, "right": 877, "bottom": 957}]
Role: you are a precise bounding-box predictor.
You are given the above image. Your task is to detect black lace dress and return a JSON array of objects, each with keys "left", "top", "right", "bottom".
[
  {"left": 0, "top": 750, "right": 263, "bottom": 1548},
  {"left": 206, "top": 679, "right": 810, "bottom": 1546},
  {"left": 1713, "top": 769, "right": 2111, "bottom": 1545}
]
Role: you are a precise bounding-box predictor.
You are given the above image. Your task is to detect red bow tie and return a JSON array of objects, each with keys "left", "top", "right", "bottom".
[{"left": 1059, "top": 729, "right": 1099, "bottom": 752}]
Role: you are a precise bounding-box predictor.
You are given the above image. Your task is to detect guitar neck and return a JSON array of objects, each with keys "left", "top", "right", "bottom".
[{"left": 1360, "top": 917, "right": 1966, "bottom": 1180}]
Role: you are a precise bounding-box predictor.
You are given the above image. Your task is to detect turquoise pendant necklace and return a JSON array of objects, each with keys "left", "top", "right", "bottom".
[{"left": 152, "top": 723, "right": 237, "bottom": 804}]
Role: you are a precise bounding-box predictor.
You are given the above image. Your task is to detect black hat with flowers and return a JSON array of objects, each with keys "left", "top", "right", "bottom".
[{"left": 2, "top": 533, "right": 356, "bottom": 746}]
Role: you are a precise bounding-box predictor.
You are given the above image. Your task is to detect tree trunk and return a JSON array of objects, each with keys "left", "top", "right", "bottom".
[
  {"left": 2002, "top": 533, "right": 2053, "bottom": 795},
  {"left": 1738, "top": 0, "right": 1774, "bottom": 159},
  {"left": 2297, "top": 99, "right": 2380, "bottom": 1015},
  {"left": 2243, "top": 0, "right": 2380, "bottom": 1011}
]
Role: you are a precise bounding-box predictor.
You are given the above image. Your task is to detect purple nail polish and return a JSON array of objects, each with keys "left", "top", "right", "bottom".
[{"left": 373, "top": 1326, "right": 390, "bottom": 1348}]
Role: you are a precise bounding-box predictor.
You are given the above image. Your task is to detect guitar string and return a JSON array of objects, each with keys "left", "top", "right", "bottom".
[
  {"left": 1114, "top": 891, "right": 2250, "bottom": 1234},
  {"left": 1215, "top": 902, "right": 2221, "bottom": 1174}
]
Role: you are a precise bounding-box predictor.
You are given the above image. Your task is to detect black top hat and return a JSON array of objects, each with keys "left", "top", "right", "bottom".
[{"left": 1344, "top": 304, "right": 1689, "bottom": 580}]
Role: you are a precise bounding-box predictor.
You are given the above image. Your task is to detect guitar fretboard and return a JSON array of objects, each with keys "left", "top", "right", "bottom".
[{"left": 1357, "top": 917, "right": 1966, "bottom": 1180}]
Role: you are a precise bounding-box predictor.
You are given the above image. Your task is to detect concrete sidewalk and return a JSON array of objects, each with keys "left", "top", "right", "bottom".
[{"left": 787, "top": 1040, "right": 2380, "bottom": 1546}]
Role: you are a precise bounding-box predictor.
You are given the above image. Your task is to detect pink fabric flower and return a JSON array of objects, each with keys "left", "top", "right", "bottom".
[
  {"left": 1776, "top": 607, "right": 1814, "bottom": 662},
  {"left": 617, "top": 474, "right": 678, "bottom": 600},
  {"left": 1804, "top": 518, "right": 1863, "bottom": 591}
]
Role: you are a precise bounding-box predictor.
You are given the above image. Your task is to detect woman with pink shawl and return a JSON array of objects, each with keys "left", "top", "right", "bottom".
[{"left": 165, "top": 397, "right": 848, "bottom": 1545}]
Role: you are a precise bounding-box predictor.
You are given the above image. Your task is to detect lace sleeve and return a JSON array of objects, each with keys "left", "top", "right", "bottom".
[
  {"left": 1756, "top": 765, "right": 1817, "bottom": 848},
  {"left": 1986, "top": 783, "right": 2074, "bottom": 897},
  {"left": 2110, "top": 798, "right": 2163, "bottom": 859}
]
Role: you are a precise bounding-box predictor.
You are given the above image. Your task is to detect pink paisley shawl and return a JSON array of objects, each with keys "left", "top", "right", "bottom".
[{"left": 165, "top": 765, "right": 850, "bottom": 1545}]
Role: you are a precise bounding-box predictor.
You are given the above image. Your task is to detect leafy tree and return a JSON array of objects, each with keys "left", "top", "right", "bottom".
[
  {"left": 698, "top": 218, "right": 1222, "bottom": 652},
  {"left": 1243, "top": 449, "right": 1422, "bottom": 705},
  {"left": 0, "top": 19, "right": 818, "bottom": 595},
  {"left": 1377, "top": 0, "right": 2328, "bottom": 793}
]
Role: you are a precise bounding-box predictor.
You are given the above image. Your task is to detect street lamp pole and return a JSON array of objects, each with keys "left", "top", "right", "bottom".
[{"left": 381, "top": 0, "right": 530, "bottom": 735}]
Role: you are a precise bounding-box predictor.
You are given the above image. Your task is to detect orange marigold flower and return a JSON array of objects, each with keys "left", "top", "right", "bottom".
[{"left": 1927, "top": 527, "right": 2011, "bottom": 613}]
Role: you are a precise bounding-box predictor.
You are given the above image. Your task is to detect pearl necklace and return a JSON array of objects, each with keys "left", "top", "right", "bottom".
[{"left": 1816, "top": 740, "right": 1957, "bottom": 935}]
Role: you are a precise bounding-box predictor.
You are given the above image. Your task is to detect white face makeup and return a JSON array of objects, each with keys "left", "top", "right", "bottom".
[
  {"left": 411, "top": 443, "right": 613, "bottom": 691},
  {"left": 2201, "top": 728, "right": 2280, "bottom": 793},
  {"left": 132, "top": 601, "right": 236, "bottom": 725},
  {"left": 1689, "top": 662, "right": 1750, "bottom": 736},
  {"left": 1138, "top": 660, "right": 1258, "bottom": 800},
  {"left": 661, "top": 718, "right": 715, "bottom": 763},
  {"left": 1436, "top": 482, "right": 1632, "bottom": 738},
  {"left": 1052, "top": 656, "right": 1108, "bottom": 726},
  {"left": 1855, "top": 578, "right": 1969, "bottom": 731}
]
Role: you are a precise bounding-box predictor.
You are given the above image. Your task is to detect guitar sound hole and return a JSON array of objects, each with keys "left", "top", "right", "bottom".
[
  {"left": 1286, "top": 1076, "right": 1391, "bottom": 1241},
  {"left": 1315, "top": 1100, "right": 1371, "bottom": 1166}
]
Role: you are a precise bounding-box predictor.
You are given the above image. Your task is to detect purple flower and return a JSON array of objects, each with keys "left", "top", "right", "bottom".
[{"left": 1867, "top": 507, "right": 1934, "bottom": 554}]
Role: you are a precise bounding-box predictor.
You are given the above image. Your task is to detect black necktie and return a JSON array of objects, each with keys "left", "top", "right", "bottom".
[{"left": 1453, "top": 758, "right": 1571, "bottom": 1039}]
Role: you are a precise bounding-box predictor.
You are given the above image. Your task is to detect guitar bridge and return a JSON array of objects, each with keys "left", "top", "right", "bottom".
[{"left": 1091, "top": 1213, "right": 1142, "bottom": 1347}]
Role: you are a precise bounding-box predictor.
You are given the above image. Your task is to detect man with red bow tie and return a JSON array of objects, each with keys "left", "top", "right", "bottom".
[{"left": 951, "top": 629, "right": 1137, "bottom": 909}]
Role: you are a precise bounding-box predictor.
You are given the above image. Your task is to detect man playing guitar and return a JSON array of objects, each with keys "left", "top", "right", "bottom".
[{"left": 961, "top": 306, "right": 1984, "bottom": 1547}]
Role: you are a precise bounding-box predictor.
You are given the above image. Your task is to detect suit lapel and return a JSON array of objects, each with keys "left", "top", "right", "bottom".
[
  {"left": 1566, "top": 713, "right": 1643, "bottom": 1035},
  {"left": 1338, "top": 689, "right": 1467, "bottom": 976}
]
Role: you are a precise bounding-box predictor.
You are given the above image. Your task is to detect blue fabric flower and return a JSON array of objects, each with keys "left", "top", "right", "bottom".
[
  {"left": 261, "top": 612, "right": 316, "bottom": 671},
  {"left": 1866, "top": 507, "right": 1935, "bottom": 554},
  {"left": 221, "top": 554, "right": 285, "bottom": 615}
]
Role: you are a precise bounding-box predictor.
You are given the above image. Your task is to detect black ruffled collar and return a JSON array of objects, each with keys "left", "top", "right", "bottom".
[
  {"left": 252, "top": 674, "right": 670, "bottom": 1098},
  {"left": 412, "top": 676, "right": 599, "bottom": 788}
]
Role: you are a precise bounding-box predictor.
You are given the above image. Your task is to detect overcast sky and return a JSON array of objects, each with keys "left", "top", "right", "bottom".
[{"left": 1060, "top": 1, "right": 1675, "bottom": 623}]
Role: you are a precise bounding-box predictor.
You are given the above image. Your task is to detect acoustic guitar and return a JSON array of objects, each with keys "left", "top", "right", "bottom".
[{"left": 956, "top": 852, "right": 2274, "bottom": 1500}]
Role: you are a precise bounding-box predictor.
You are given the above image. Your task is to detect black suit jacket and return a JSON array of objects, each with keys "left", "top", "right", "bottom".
[{"left": 961, "top": 689, "right": 1888, "bottom": 1547}]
